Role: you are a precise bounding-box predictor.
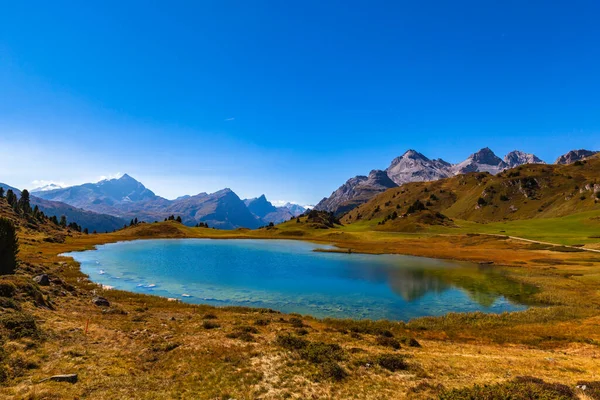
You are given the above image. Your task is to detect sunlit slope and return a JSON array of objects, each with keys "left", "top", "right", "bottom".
[{"left": 340, "top": 155, "right": 600, "bottom": 241}]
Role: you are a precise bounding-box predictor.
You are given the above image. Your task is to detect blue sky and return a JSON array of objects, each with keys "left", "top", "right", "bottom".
[{"left": 1, "top": 1, "right": 599, "bottom": 205}]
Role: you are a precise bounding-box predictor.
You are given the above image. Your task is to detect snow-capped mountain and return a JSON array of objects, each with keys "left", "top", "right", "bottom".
[
  {"left": 31, "top": 183, "right": 65, "bottom": 192},
  {"left": 282, "top": 203, "right": 308, "bottom": 216}
]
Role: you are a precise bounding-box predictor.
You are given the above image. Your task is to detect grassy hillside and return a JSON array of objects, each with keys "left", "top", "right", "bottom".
[
  {"left": 3, "top": 196, "right": 600, "bottom": 398},
  {"left": 341, "top": 155, "right": 600, "bottom": 243}
]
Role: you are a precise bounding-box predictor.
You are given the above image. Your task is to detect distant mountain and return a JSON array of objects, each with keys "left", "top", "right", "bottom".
[
  {"left": 245, "top": 195, "right": 277, "bottom": 218},
  {"left": 244, "top": 195, "right": 294, "bottom": 224},
  {"left": 37, "top": 173, "right": 158, "bottom": 214},
  {"left": 386, "top": 150, "right": 451, "bottom": 185},
  {"left": 35, "top": 175, "right": 263, "bottom": 229},
  {"left": 316, "top": 147, "right": 552, "bottom": 217},
  {"left": 167, "top": 189, "right": 262, "bottom": 229},
  {"left": 451, "top": 147, "right": 508, "bottom": 175},
  {"left": 0, "top": 182, "right": 126, "bottom": 232},
  {"left": 315, "top": 169, "right": 397, "bottom": 215},
  {"left": 503, "top": 150, "right": 545, "bottom": 168},
  {"left": 555, "top": 149, "right": 599, "bottom": 165},
  {"left": 31, "top": 183, "right": 65, "bottom": 192},
  {"left": 283, "top": 203, "right": 307, "bottom": 217}
]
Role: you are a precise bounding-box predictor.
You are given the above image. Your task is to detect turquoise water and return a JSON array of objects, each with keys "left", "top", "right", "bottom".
[{"left": 64, "top": 239, "right": 533, "bottom": 320}]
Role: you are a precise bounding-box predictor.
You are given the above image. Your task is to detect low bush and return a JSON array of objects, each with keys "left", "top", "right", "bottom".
[
  {"left": 254, "top": 318, "right": 270, "bottom": 326},
  {"left": 0, "top": 297, "right": 21, "bottom": 310},
  {"left": 376, "top": 335, "right": 401, "bottom": 350},
  {"left": 439, "top": 376, "right": 574, "bottom": 399},
  {"left": 202, "top": 320, "right": 220, "bottom": 329},
  {"left": 276, "top": 334, "right": 308, "bottom": 350},
  {"left": 377, "top": 354, "right": 408, "bottom": 372},
  {"left": 288, "top": 317, "right": 306, "bottom": 328},
  {"left": 0, "top": 312, "right": 40, "bottom": 339},
  {"left": 300, "top": 342, "right": 343, "bottom": 364},
  {"left": 320, "top": 361, "right": 347, "bottom": 381}
]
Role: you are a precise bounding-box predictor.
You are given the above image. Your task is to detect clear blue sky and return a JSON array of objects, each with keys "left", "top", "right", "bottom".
[{"left": 1, "top": 1, "right": 599, "bottom": 205}]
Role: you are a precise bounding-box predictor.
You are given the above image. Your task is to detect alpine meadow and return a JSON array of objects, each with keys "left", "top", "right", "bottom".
[{"left": 1, "top": 2, "right": 600, "bottom": 399}]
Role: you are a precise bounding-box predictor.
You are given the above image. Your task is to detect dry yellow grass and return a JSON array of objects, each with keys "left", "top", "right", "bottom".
[{"left": 2, "top": 218, "right": 600, "bottom": 398}]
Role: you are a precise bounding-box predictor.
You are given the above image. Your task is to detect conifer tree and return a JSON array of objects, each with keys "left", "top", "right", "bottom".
[
  {"left": 59, "top": 215, "right": 67, "bottom": 227},
  {"left": 18, "top": 189, "right": 32, "bottom": 214},
  {"left": 0, "top": 217, "right": 19, "bottom": 275},
  {"left": 6, "top": 190, "right": 17, "bottom": 209},
  {"left": 0, "top": 187, "right": 4, "bottom": 198}
]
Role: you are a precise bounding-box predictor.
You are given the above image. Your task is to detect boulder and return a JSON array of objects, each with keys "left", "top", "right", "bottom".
[
  {"left": 92, "top": 296, "right": 110, "bottom": 307},
  {"left": 33, "top": 274, "right": 50, "bottom": 286}
]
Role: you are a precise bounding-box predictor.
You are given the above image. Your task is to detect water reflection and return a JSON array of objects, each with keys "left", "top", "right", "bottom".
[{"left": 64, "top": 239, "right": 536, "bottom": 320}]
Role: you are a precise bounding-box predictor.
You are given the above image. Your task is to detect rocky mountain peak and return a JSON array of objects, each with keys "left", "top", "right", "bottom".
[
  {"left": 471, "top": 148, "right": 504, "bottom": 165},
  {"left": 387, "top": 150, "right": 451, "bottom": 185},
  {"left": 555, "top": 149, "right": 599, "bottom": 165},
  {"left": 504, "top": 151, "right": 545, "bottom": 168}
]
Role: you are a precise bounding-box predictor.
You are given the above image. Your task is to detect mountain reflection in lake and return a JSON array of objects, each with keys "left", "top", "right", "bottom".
[{"left": 64, "top": 239, "right": 536, "bottom": 320}]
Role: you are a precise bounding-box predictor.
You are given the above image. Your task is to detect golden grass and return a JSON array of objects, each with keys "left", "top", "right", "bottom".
[{"left": 2, "top": 219, "right": 600, "bottom": 398}]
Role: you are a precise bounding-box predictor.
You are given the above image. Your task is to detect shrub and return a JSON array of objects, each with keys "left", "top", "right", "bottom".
[
  {"left": 320, "top": 361, "right": 348, "bottom": 381},
  {"left": 202, "top": 313, "right": 218, "bottom": 319},
  {"left": 376, "top": 336, "right": 401, "bottom": 350},
  {"left": 401, "top": 337, "right": 421, "bottom": 347},
  {"left": 0, "top": 312, "right": 40, "bottom": 339},
  {"left": 0, "top": 297, "right": 20, "bottom": 310},
  {"left": 300, "top": 342, "right": 344, "bottom": 364},
  {"left": 289, "top": 317, "right": 305, "bottom": 328},
  {"left": 377, "top": 354, "right": 408, "bottom": 371},
  {"left": 254, "top": 318, "right": 270, "bottom": 326},
  {"left": 0, "top": 281, "right": 16, "bottom": 297},
  {"left": 407, "top": 200, "right": 426, "bottom": 214},
  {"left": 226, "top": 331, "right": 255, "bottom": 342},
  {"left": 296, "top": 328, "right": 309, "bottom": 336},
  {"left": 500, "top": 194, "right": 509, "bottom": 201},
  {"left": 477, "top": 197, "right": 487, "bottom": 207},
  {"left": 439, "top": 376, "right": 574, "bottom": 399},
  {"left": 276, "top": 334, "right": 308, "bottom": 350},
  {"left": 202, "top": 321, "right": 220, "bottom": 329}
]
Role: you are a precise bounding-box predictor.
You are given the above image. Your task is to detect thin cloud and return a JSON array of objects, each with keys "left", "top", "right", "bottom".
[
  {"left": 224, "top": 117, "right": 235, "bottom": 121},
  {"left": 97, "top": 172, "right": 123, "bottom": 182},
  {"left": 31, "top": 179, "right": 67, "bottom": 189}
]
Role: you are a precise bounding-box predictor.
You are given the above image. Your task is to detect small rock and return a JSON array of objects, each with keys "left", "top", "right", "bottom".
[
  {"left": 39, "top": 374, "right": 78, "bottom": 384},
  {"left": 92, "top": 296, "right": 110, "bottom": 307},
  {"left": 33, "top": 274, "right": 50, "bottom": 286}
]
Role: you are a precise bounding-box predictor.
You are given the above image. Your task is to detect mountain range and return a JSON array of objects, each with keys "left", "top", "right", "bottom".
[
  {"left": 0, "top": 183, "right": 127, "bottom": 232},
  {"left": 27, "top": 174, "right": 306, "bottom": 230},
  {"left": 316, "top": 148, "right": 596, "bottom": 215},
  {"left": 4, "top": 147, "right": 596, "bottom": 230}
]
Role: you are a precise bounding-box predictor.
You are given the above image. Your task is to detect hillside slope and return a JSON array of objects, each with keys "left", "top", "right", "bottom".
[{"left": 342, "top": 154, "right": 600, "bottom": 230}]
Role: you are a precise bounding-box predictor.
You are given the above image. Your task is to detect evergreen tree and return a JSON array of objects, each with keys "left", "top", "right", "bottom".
[
  {"left": 176, "top": 216, "right": 182, "bottom": 223},
  {"left": 0, "top": 187, "right": 4, "bottom": 198},
  {"left": 134, "top": 217, "right": 138, "bottom": 225},
  {"left": 83, "top": 228, "right": 89, "bottom": 234},
  {"left": 59, "top": 215, "right": 67, "bottom": 227},
  {"left": 50, "top": 215, "right": 59, "bottom": 225},
  {"left": 130, "top": 219, "right": 134, "bottom": 226},
  {"left": 6, "top": 190, "right": 17, "bottom": 209},
  {"left": 0, "top": 217, "right": 19, "bottom": 275},
  {"left": 18, "top": 189, "right": 32, "bottom": 214}
]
